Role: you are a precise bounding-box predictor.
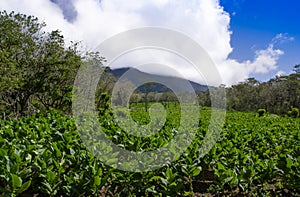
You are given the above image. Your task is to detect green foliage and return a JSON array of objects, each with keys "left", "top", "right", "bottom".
[
  {"left": 257, "top": 108, "right": 266, "bottom": 117},
  {"left": 97, "top": 92, "right": 111, "bottom": 116},
  {"left": 0, "top": 110, "right": 105, "bottom": 196},
  {"left": 2, "top": 9, "right": 298, "bottom": 196},
  {"left": 0, "top": 11, "right": 83, "bottom": 117},
  {"left": 0, "top": 106, "right": 300, "bottom": 196},
  {"left": 216, "top": 74, "right": 300, "bottom": 115},
  {"left": 288, "top": 107, "right": 299, "bottom": 118}
]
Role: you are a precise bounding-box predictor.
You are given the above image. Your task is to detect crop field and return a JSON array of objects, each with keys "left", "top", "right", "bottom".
[{"left": 0, "top": 103, "right": 299, "bottom": 196}]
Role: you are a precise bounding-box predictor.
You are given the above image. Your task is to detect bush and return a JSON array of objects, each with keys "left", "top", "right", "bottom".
[
  {"left": 257, "top": 109, "right": 266, "bottom": 117},
  {"left": 288, "top": 107, "right": 299, "bottom": 118}
]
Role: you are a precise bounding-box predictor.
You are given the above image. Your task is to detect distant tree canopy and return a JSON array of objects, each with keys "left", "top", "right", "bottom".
[{"left": 197, "top": 65, "right": 300, "bottom": 115}]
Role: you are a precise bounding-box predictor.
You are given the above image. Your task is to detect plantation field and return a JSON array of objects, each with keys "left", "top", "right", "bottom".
[{"left": 0, "top": 104, "right": 299, "bottom": 196}]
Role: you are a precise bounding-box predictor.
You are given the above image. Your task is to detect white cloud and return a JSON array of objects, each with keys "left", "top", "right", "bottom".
[
  {"left": 275, "top": 70, "right": 286, "bottom": 77},
  {"left": 0, "top": 0, "right": 77, "bottom": 40},
  {"left": 218, "top": 44, "right": 284, "bottom": 85},
  {"left": 249, "top": 44, "right": 283, "bottom": 73},
  {"left": 271, "top": 33, "right": 295, "bottom": 45},
  {"left": 0, "top": 0, "right": 285, "bottom": 86}
]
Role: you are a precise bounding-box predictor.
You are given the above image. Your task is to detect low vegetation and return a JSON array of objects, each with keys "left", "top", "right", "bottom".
[{"left": 0, "top": 105, "right": 299, "bottom": 196}]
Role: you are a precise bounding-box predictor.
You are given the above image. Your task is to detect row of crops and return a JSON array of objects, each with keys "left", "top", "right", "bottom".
[{"left": 0, "top": 104, "right": 299, "bottom": 196}]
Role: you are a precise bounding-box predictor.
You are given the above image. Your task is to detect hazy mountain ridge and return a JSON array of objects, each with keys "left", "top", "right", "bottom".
[{"left": 109, "top": 67, "right": 208, "bottom": 93}]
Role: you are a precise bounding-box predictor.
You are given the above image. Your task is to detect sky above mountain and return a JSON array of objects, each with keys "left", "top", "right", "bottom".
[
  {"left": 220, "top": 0, "right": 300, "bottom": 81},
  {"left": 1, "top": 0, "right": 299, "bottom": 85}
]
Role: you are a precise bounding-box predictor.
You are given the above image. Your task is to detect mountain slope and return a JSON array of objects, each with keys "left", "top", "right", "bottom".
[{"left": 108, "top": 67, "right": 208, "bottom": 93}]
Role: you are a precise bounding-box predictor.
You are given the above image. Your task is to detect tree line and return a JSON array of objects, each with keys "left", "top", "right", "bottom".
[
  {"left": 1, "top": 11, "right": 299, "bottom": 119},
  {"left": 197, "top": 67, "right": 300, "bottom": 116}
]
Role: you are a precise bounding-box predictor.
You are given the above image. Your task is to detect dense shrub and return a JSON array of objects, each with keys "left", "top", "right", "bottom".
[
  {"left": 257, "top": 109, "right": 266, "bottom": 117},
  {"left": 288, "top": 107, "right": 299, "bottom": 118}
]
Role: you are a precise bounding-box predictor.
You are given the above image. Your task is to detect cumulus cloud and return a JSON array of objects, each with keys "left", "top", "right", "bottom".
[
  {"left": 249, "top": 44, "right": 283, "bottom": 73},
  {"left": 0, "top": 0, "right": 285, "bottom": 85},
  {"left": 0, "top": 0, "right": 77, "bottom": 41},
  {"left": 218, "top": 43, "right": 284, "bottom": 85}
]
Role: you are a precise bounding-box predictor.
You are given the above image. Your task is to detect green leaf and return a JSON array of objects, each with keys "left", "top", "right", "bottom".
[
  {"left": 192, "top": 167, "right": 201, "bottom": 177},
  {"left": 149, "top": 176, "right": 162, "bottom": 182},
  {"left": 166, "top": 168, "right": 172, "bottom": 179},
  {"left": 46, "top": 170, "right": 56, "bottom": 182},
  {"left": 286, "top": 158, "right": 293, "bottom": 168},
  {"left": 224, "top": 176, "right": 233, "bottom": 183},
  {"left": 69, "top": 148, "right": 75, "bottom": 156},
  {"left": 0, "top": 149, "right": 7, "bottom": 157},
  {"left": 160, "top": 177, "right": 168, "bottom": 186},
  {"left": 11, "top": 174, "right": 22, "bottom": 189},
  {"left": 93, "top": 176, "right": 101, "bottom": 186},
  {"left": 17, "top": 180, "right": 31, "bottom": 194},
  {"left": 217, "top": 163, "right": 225, "bottom": 171},
  {"left": 145, "top": 185, "right": 157, "bottom": 193},
  {"left": 25, "top": 154, "right": 32, "bottom": 162},
  {"left": 96, "top": 168, "right": 103, "bottom": 176},
  {"left": 42, "top": 182, "right": 53, "bottom": 194},
  {"left": 106, "top": 158, "right": 118, "bottom": 165}
]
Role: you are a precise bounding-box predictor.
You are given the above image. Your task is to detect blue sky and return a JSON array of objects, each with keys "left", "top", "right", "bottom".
[{"left": 220, "top": 0, "right": 300, "bottom": 80}]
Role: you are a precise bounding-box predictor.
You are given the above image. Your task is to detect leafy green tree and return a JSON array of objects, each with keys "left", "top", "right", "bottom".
[
  {"left": 225, "top": 71, "right": 300, "bottom": 115},
  {"left": 0, "top": 11, "right": 44, "bottom": 116},
  {"left": 32, "top": 30, "right": 82, "bottom": 112},
  {"left": 226, "top": 78, "right": 259, "bottom": 112},
  {"left": 0, "top": 11, "right": 82, "bottom": 117}
]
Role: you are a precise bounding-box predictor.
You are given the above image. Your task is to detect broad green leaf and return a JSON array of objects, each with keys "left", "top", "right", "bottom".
[
  {"left": 106, "top": 158, "right": 118, "bottom": 165},
  {"left": 149, "top": 176, "right": 162, "bottom": 182},
  {"left": 192, "top": 167, "right": 201, "bottom": 177},
  {"left": 286, "top": 158, "right": 293, "bottom": 169},
  {"left": 224, "top": 176, "right": 233, "bottom": 183},
  {"left": 217, "top": 163, "right": 225, "bottom": 171},
  {"left": 0, "top": 149, "right": 7, "bottom": 157},
  {"left": 11, "top": 174, "right": 22, "bottom": 189},
  {"left": 17, "top": 180, "right": 31, "bottom": 194},
  {"left": 166, "top": 168, "right": 172, "bottom": 179},
  {"left": 93, "top": 176, "right": 101, "bottom": 186},
  {"left": 46, "top": 170, "right": 56, "bottom": 182}
]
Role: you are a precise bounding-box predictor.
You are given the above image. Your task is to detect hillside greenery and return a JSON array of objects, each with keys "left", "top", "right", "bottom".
[{"left": 0, "top": 106, "right": 299, "bottom": 196}]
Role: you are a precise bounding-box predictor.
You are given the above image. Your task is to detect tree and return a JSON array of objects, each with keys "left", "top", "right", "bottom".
[
  {"left": 111, "top": 79, "right": 135, "bottom": 108},
  {"left": 227, "top": 78, "right": 259, "bottom": 111},
  {"left": 224, "top": 70, "right": 300, "bottom": 115},
  {"left": 0, "top": 11, "right": 82, "bottom": 117},
  {"left": 0, "top": 11, "right": 44, "bottom": 116},
  {"left": 33, "top": 30, "right": 82, "bottom": 112},
  {"left": 139, "top": 82, "right": 157, "bottom": 112}
]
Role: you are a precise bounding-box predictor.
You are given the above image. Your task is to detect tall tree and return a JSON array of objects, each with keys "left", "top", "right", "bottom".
[{"left": 0, "top": 11, "right": 82, "bottom": 117}]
